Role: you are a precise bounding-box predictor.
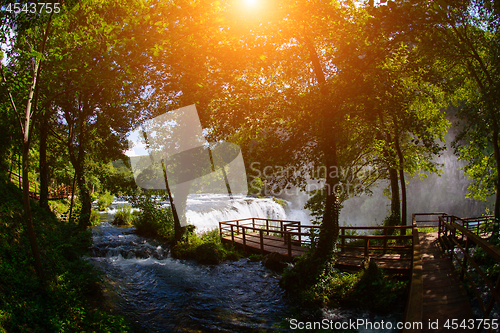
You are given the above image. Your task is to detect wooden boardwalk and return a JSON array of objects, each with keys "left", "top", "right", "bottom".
[
  {"left": 6, "top": 170, "right": 72, "bottom": 200},
  {"left": 221, "top": 232, "right": 308, "bottom": 258},
  {"left": 419, "top": 232, "right": 476, "bottom": 332},
  {"left": 220, "top": 218, "right": 413, "bottom": 273}
]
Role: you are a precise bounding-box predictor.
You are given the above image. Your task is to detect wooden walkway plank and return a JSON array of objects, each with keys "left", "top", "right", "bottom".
[{"left": 419, "top": 232, "right": 476, "bottom": 333}]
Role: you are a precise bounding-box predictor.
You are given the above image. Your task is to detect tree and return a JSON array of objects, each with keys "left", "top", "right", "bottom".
[
  {"left": 41, "top": 0, "right": 150, "bottom": 227},
  {"left": 0, "top": 0, "right": 63, "bottom": 283},
  {"left": 186, "top": 1, "right": 402, "bottom": 267},
  {"left": 368, "top": 42, "right": 449, "bottom": 227},
  {"left": 413, "top": 0, "right": 500, "bottom": 234}
]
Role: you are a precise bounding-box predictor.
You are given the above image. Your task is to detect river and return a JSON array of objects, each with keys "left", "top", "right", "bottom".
[{"left": 88, "top": 197, "right": 403, "bottom": 332}]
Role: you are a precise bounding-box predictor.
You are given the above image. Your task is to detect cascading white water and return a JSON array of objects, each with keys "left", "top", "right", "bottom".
[
  {"left": 184, "top": 194, "right": 288, "bottom": 232},
  {"left": 104, "top": 194, "right": 301, "bottom": 232}
]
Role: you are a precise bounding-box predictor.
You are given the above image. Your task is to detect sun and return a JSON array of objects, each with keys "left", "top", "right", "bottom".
[{"left": 244, "top": 0, "right": 259, "bottom": 8}]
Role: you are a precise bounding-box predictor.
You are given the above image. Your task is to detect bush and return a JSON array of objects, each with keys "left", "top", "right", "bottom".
[
  {"left": 346, "top": 261, "right": 408, "bottom": 313},
  {"left": 112, "top": 205, "right": 134, "bottom": 226},
  {"left": 272, "top": 196, "right": 287, "bottom": 208},
  {"left": 171, "top": 229, "right": 242, "bottom": 263},
  {"left": 129, "top": 192, "right": 241, "bottom": 262},
  {"left": 131, "top": 194, "right": 174, "bottom": 240},
  {"left": 90, "top": 209, "right": 101, "bottom": 226},
  {"left": 281, "top": 256, "right": 408, "bottom": 313},
  {"left": 97, "top": 191, "right": 114, "bottom": 211}
]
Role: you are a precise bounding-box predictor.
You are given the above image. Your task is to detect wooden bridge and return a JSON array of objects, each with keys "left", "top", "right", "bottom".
[
  {"left": 404, "top": 213, "right": 500, "bottom": 332},
  {"left": 219, "top": 218, "right": 414, "bottom": 273},
  {"left": 219, "top": 214, "right": 500, "bottom": 332}
]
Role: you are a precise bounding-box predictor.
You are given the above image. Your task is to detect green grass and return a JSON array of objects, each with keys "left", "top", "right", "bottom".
[
  {"left": 0, "top": 172, "right": 130, "bottom": 332},
  {"left": 417, "top": 226, "right": 438, "bottom": 233}
]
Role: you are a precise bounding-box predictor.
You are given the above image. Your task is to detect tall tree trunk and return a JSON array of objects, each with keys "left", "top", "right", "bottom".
[
  {"left": 162, "top": 160, "right": 184, "bottom": 242},
  {"left": 389, "top": 167, "right": 400, "bottom": 215},
  {"left": 492, "top": 124, "right": 500, "bottom": 237},
  {"left": 76, "top": 169, "right": 92, "bottom": 228},
  {"left": 395, "top": 136, "right": 407, "bottom": 226},
  {"left": 303, "top": 34, "right": 341, "bottom": 260},
  {"left": 67, "top": 110, "right": 92, "bottom": 228},
  {"left": 76, "top": 127, "right": 92, "bottom": 228},
  {"left": 315, "top": 139, "right": 341, "bottom": 261},
  {"left": 39, "top": 110, "right": 50, "bottom": 211},
  {"left": 22, "top": 59, "right": 45, "bottom": 283},
  {"left": 388, "top": 166, "right": 401, "bottom": 229}
]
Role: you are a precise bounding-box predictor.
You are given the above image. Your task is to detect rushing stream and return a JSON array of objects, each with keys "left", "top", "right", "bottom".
[
  {"left": 88, "top": 196, "right": 403, "bottom": 332},
  {"left": 90, "top": 219, "right": 294, "bottom": 332}
]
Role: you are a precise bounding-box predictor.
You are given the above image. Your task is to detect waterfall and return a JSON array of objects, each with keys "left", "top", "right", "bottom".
[{"left": 184, "top": 194, "right": 287, "bottom": 232}]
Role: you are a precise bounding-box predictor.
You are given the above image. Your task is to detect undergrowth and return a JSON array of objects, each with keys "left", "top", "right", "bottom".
[
  {"left": 97, "top": 191, "right": 114, "bottom": 211},
  {"left": 171, "top": 228, "right": 242, "bottom": 264},
  {"left": 112, "top": 204, "right": 134, "bottom": 226},
  {"left": 281, "top": 255, "right": 408, "bottom": 314},
  {"left": 0, "top": 172, "right": 130, "bottom": 332}
]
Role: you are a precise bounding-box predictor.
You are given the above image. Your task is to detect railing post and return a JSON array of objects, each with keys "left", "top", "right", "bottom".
[
  {"left": 266, "top": 219, "right": 269, "bottom": 235},
  {"left": 231, "top": 225, "right": 234, "bottom": 244},
  {"left": 383, "top": 228, "right": 388, "bottom": 254},
  {"left": 341, "top": 228, "right": 345, "bottom": 253},
  {"left": 252, "top": 218, "right": 255, "bottom": 230},
  {"left": 451, "top": 216, "right": 456, "bottom": 240},
  {"left": 242, "top": 227, "right": 246, "bottom": 253},
  {"left": 298, "top": 224, "right": 302, "bottom": 246},
  {"left": 260, "top": 229, "right": 264, "bottom": 254},
  {"left": 283, "top": 225, "right": 287, "bottom": 244},
  {"left": 364, "top": 238, "right": 369, "bottom": 259},
  {"left": 287, "top": 232, "right": 292, "bottom": 260},
  {"left": 461, "top": 238, "right": 469, "bottom": 280}
]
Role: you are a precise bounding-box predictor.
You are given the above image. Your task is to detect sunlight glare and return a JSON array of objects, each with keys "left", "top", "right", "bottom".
[{"left": 244, "top": 0, "right": 258, "bottom": 8}]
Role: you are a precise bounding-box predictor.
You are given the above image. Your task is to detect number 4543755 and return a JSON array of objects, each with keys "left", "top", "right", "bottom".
[{"left": 5, "top": 3, "right": 61, "bottom": 14}]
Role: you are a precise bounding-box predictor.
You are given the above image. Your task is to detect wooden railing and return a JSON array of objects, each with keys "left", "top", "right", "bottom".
[
  {"left": 457, "top": 215, "right": 495, "bottom": 237},
  {"left": 439, "top": 215, "right": 500, "bottom": 323},
  {"left": 219, "top": 218, "right": 319, "bottom": 258},
  {"left": 339, "top": 226, "right": 413, "bottom": 259},
  {"left": 412, "top": 212, "right": 447, "bottom": 228},
  {"left": 220, "top": 218, "right": 415, "bottom": 262},
  {"left": 6, "top": 170, "right": 72, "bottom": 200},
  {"left": 402, "top": 215, "right": 424, "bottom": 333}
]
